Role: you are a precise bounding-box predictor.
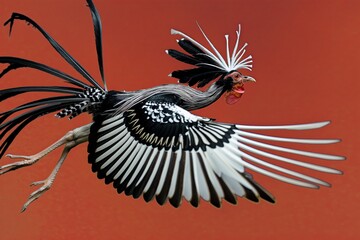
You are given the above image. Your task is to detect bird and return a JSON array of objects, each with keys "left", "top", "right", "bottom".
[{"left": 0, "top": 0, "right": 344, "bottom": 212}]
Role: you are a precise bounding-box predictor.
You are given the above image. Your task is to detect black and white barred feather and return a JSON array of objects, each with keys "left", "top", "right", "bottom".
[
  {"left": 0, "top": 0, "right": 106, "bottom": 158},
  {"left": 55, "top": 87, "right": 106, "bottom": 119},
  {"left": 89, "top": 98, "right": 343, "bottom": 207}
]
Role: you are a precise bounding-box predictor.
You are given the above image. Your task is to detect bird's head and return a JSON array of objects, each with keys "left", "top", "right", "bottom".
[
  {"left": 168, "top": 24, "right": 256, "bottom": 105},
  {"left": 224, "top": 71, "right": 256, "bottom": 105}
]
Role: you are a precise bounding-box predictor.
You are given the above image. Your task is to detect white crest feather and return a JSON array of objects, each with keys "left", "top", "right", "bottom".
[{"left": 171, "top": 24, "right": 253, "bottom": 72}]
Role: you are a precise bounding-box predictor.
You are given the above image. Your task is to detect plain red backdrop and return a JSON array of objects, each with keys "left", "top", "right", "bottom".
[{"left": 0, "top": 0, "right": 359, "bottom": 239}]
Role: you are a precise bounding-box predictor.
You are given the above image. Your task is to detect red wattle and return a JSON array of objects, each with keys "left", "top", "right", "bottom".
[{"left": 226, "top": 93, "right": 242, "bottom": 104}]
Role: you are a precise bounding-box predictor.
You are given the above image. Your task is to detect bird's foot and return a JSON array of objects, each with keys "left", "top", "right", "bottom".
[
  {"left": 0, "top": 124, "right": 91, "bottom": 212},
  {"left": 21, "top": 178, "right": 54, "bottom": 212},
  {"left": 0, "top": 154, "right": 40, "bottom": 175}
]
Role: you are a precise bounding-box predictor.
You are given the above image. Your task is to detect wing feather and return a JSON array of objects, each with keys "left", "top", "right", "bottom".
[
  {"left": 156, "top": 150, "right": 177, "bottom": 205},
  {"left": 143, "top": 149, "right": 167, "bottom": 202},
  {"left": 122, "top": 146, "right": 152, "bottom": 195},
  {"left": 183, "top": 151, "right": 193, "bottom": 201},
  {"left": 87, "top": 101, "right": 344, "bottom": 207},
  {"left": 133, "top": 149, "right": 159, "bottom": 199},
  {"left": 169, "top": 150, "right": 186, "bottom": 207}
]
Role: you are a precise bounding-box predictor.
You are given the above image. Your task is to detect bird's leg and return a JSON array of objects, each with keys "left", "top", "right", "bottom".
[
  {"left": 0, "top": 124, "right": 91, "bottom": 212},
  {"left": 0, "top": 124, "right": 91, "bottom": 175},
  {"left": 21, "top": 145, "right": 71, "bottom": 212},
  {"left": 21, "top": 133, "right": 89, "bottom": 212}
]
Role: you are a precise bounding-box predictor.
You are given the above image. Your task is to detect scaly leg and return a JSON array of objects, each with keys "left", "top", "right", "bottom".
[
  {"left": 0, "top": 124, "right": 91, "bottom": 212},
  {"left": 0, "top": 124, "right": 91, "bottom": 175}
]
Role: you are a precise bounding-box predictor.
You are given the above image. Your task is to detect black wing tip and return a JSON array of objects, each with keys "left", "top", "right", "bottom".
[
  {"left": 243, "top": 173, "right": 276, "bottom": 204},
  {"left": 260, "top": 193, "right": 276, "bottom": 204},
  {"left": 156, "top": 194, "right": 243, "bottom": 208},
  {"left": 169, "top": 197, "right": 181, "bottom": 208},
  {"left": 244, "top": 187, "right": 260, "bottom": 203},
  {"left": 155, "top": 195, "right": 168, "bottom": 206}
]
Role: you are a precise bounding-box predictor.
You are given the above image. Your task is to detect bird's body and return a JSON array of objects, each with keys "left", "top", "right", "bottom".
[
  {"left": 0, "top": 0, "right": 344, "bottom": 212},
  {"left": 101, "top": 81, "right": 227, "bottom": 113}
]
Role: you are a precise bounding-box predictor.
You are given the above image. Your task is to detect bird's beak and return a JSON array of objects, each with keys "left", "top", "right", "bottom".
[{"left": 242, "top": 76, "right": 256, "bottom": 83}]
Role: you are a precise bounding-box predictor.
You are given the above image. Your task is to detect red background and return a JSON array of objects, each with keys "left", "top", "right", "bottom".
[{"left": 0, "top": 0, "right": 359, "bottom": 239}]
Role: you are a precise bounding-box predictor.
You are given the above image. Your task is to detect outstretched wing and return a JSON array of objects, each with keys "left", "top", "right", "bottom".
[{"left": 88, "top": 101, "right": 344, "bottom": 207}]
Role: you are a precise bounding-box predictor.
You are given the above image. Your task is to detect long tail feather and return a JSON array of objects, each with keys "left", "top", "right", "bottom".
[
  {"left": 0, "top": 102, "right": 74, "bottom": 158},
  {"left": 0, "top": 85, "right": 105, "bottom": 157},
  {"left": 0, "top": 2, "right": 109, "bottom": 160},
  {"left": 0, "top": 57, "right": 89, "bottom": 88},
  {"left": 86, "top": 0, "right": 107, "bottom": 90},
  {"left": 0, "top": 96, "right": 84, "bottom": 125},
  {"left": 0, "top": 86, "right": 83, "bottom": 102},
  {"left": 4, "top": 13, "right": 104, "bottom": 91}
]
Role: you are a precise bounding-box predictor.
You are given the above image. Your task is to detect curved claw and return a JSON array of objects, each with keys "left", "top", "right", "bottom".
[
  {"left": 0, "top": 154, "right": 37, "bottom": 175},
  {"left": 21, "top": 180, "right": 51, "bottom": 212}
]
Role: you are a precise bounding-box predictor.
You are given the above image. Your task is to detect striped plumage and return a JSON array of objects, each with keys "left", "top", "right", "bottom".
[{"left": 0, "top": 0, "right": 344, "bottom": 211}]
